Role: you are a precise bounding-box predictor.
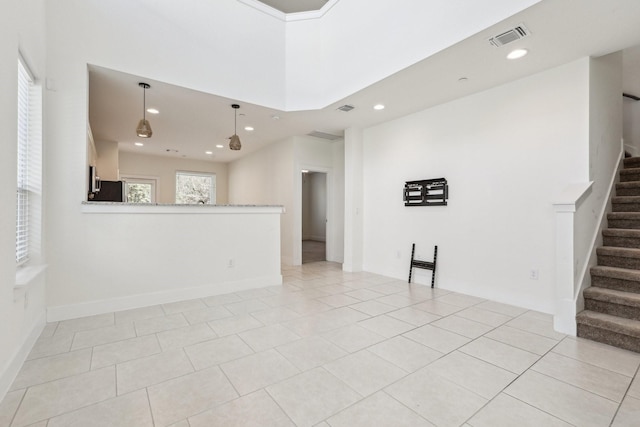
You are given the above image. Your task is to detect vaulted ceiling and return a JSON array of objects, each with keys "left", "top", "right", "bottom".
[{"left": 88, "top": 0, "right": 640, "bottom": 163}]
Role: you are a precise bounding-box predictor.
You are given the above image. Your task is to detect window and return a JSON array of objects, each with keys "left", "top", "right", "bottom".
[
  {"left": 175, "top": 172, "right": 216, "bottom": 204},
  {"left": 123, "top": 176, "right": 157, "bottom": 204},
  {"left": 16, "top": 57, "right": 42, "bottom": 265}
]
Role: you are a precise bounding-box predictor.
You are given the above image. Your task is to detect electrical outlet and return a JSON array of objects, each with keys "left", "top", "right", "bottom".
[
  {"left": 227, "top": 258, "right": 235, "bottom": 268},
  {"left": 529, "top": 269, "right": 539, "bottom": 280}
]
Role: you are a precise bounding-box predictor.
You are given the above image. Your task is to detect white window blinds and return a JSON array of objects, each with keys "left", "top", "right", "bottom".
[{"left": 16, "top": 59, "right": 32, "bottom": 264}]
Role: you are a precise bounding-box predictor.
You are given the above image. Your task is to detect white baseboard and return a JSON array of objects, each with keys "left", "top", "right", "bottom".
[
  {"left": 47, "top": 275, "right": 282, "bottom": 322},
  {"left": 0, "top": 311, "right": 46, "bottom": 400}
]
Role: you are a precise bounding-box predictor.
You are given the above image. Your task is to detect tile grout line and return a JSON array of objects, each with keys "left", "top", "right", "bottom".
[
  {"left": 7, "top": 388, "right": 27, "bottom": 427},
  {"left": 460, "top": 336, "right": 569, "bottom": 426},
  {"left": 8, "top": 262, "right": 638, "bottom": 427},
  {"left": 608, "top": 361, "right": 640, "bottom": 426}
]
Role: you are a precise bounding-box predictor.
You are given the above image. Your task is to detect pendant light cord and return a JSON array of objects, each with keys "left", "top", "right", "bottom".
[{"left": 143, "top": 86, "right": 146, "bottom": 121}]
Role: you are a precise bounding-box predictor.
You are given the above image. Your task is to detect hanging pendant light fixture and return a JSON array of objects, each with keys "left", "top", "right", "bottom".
[
  {"left": 136, "top": 82, "right": 153, "bottom": 138},
  {"left": 229, "top": 104, "right": 241, "bottom": 151}
]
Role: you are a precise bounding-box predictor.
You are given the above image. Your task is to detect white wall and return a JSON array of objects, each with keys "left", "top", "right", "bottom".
[
  {"left": 95, "top": 140, "right": 119, "bottom": 181},
  {"left": 294, "top": 136, "right": 341, "bottom": 264},
  {"left": 284, "top": 0, "right": 540, "bottom": 110},
  {"left": 362, "top": 59, "right": 591, "bottom": 313},
  {"left": 0, "top": 0, "right": 47, "bottom": 399},
  {"left": 576, "top": 53, "right": 623, "bottom": 298},
  {"left": 229, "top": 135, "right": 344, "bottom": 265},
  {"left": 228, "top": 138, "right": 296, "bottom": 263},
  {"left": 119, "top": 151, "right": 229, "bottom": 204},
  {"left": 554, "top": 52, "right": 623, "bottom": 333},
  {"left": 624, "top": 98, "right": 640, "bottom": 155},
  {"left": 344, "top": 127, "right": 364, "bottom": 272},
  {"left": 332, "top": 141, "right": 346, "bottom": 263}
]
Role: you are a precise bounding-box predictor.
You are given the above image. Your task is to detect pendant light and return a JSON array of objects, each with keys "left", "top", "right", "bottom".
[
  {"left": 136, "top": 82, "right": 152, "bottom": 138},
  {"left": 229, "top": 104, "right": 241, "bottom": 150}
]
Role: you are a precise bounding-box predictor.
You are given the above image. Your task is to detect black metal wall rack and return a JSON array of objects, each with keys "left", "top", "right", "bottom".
[
  {"left": 404, "top": 178, "right": 448, "bottom": 207},
  {"left": 408, "top": 243, "right": 438, "bottom": 288}
]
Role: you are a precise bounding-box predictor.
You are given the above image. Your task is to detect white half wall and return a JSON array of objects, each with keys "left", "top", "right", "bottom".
[
  {"left": 362, "top": 59, "right": 592, "bottom": 313},
  {"left": 48, "top": 206, "right": 282, "bottom": 319},
  {"left": 119, "top": 151, "right": 229, "bottom": 204}
]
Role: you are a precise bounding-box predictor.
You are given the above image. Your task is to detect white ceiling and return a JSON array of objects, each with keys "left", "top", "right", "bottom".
[
  {"left": 255, "top": 0, "right": 328, "bottom": 14},
  {"left": 88, "top": 0, "right": 640, "bottom": 164}
]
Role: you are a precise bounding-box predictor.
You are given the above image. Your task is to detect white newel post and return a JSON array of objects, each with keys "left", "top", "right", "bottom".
[{"left": 552, "top": 182, "right": 593, "bottom": 335}]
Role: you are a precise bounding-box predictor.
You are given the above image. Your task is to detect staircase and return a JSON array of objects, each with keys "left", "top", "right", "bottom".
[{"left": 576, "top": 157, "right": 640, "bottom": 353}]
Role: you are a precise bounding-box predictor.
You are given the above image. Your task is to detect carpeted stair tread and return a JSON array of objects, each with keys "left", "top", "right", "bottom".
[
  {"left": 623, "top": 157, "right": 640, "bottom": 168},
  {"left": 591, "top": 265, "right": 640, "bottom": 281},
  {"left": 607, "top": 213, "right": 640, "bottom": 230},
  {"left": 608, "top": 212, "right": 640, "bottom": 220},
  {"left": 576, "top": 310, "right": 640, "bottom": 339},
  {"left": 597, "top": 246, "right": 640, "bottom": 259},
  {"left": 602, "top": 229, "right": 640, "bottom": 238},
  {"left": 584, "top": 287, "right": 640, "bottom": 308},
  {"left": 616, "top": 181, "right": 640, "bottom": 190},
  {"left": 602, "top": 228, "right": 640, "bottom": 248},
  {"left": 616, "top": 181, "right": 640, "bottom": 196},
  {"left": 612, "top": 196, "right": 640, "bottom": 212},
  {"left": 620, "top": 168, "right": 640, "bottom": 176},
  {"left": 612, "top": 196, "right": 640, "bottom": 203}
]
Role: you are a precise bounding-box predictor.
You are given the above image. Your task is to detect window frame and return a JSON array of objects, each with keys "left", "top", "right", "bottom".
[
  {"left": 175, "top": 171, "right": 216, "bottom": 205},
  {"left": 121, "top": 175, "right": 158, "bottom": 204}
]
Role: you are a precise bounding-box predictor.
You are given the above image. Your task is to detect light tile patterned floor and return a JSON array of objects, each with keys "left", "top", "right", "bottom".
[{"left": 2, "top": 261, "right": 640, "bottom": 426}]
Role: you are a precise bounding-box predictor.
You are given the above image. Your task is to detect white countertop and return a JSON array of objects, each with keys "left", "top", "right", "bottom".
[{"left": 81, "top": 202, "right": 285, "bottom": 214}]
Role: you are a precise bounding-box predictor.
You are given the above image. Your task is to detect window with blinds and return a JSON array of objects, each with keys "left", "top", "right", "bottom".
[{"left": 16, "top": 59, "right": 32, "bottom": 265}]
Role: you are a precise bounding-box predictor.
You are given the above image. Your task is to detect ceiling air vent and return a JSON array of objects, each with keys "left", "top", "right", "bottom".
[
  {"left": 308, "top": 131, "right": 342, "bottom": 140},
  {"left": 489, "top": 24, "right": 530, "bottom": 47},
  {"left": 337, "top": 104, "right": 355, "bottom": 112}
]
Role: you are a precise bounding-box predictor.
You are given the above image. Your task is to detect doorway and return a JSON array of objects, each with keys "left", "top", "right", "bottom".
[{"left": 301, "top": 171, "right": 327, "bottom": 263}]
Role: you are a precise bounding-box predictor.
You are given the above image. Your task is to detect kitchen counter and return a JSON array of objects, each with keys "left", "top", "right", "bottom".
[{"left": 81, "top": 201, "right": 285, "bottom": 214}]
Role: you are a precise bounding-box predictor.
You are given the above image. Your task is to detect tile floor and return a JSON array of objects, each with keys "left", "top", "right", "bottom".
[{"left": 1, "top": 262, "right": 640, "bottom": 426}]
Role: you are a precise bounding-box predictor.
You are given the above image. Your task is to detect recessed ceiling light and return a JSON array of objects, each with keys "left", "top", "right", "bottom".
[
  {"left": 244, "top": 126, "right": 254, "bottom": 131},
  {"left": 146, "top": 108, "right": 159, "bottom": 114},
  {"left": 205, "top": 151, "right": 213, "bottom": 155},
  {"left": 458, "top": 77, "right": 469, "bottom": 83},
  {"left": 216, "top": 144, "right": 224, "bottom": 149},
  {"left": 134, "top": 142, "right": 144, "bottom": 147},
  {"left": 271, "top": 115, "right": 280, "bottom": 120},
  {"left": 373, "top": 104, "right": 385, "bottom": 110},
  {"left": 507, "top": 48, "right": 528, "bottom": 60}
]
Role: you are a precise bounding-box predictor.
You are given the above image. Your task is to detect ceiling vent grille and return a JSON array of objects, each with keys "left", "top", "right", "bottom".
[
  {"left": 337, "top": 104, "right": 355, "bottom": 112},
  {"left": 489, "top": 24, "right": 530, "bottom": 47},
  {"left": 308, "top": 131, "right": 342, "bottom": 140}
]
